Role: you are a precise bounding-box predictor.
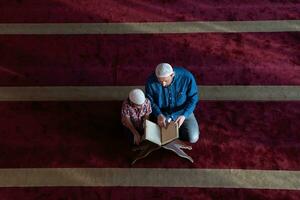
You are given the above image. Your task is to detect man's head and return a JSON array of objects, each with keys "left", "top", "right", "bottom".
[
  {"left": 129, "top": 89, "right": 146, "bottom": 106},
  {"left": 155, "top": 63, "right": 174, "bottom": 87}
]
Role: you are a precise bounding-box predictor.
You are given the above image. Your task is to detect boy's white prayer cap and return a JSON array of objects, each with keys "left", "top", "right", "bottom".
[
  {"left": 155, "top": 63, "right": 174, "bottom": 78},
  {"left": 129, "top": 89, "right": 146, "bottom": 105}
]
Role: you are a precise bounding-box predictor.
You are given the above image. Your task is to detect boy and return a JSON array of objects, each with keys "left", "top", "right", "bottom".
[{"left": 121, "top": 89, "right": 152, "bottom": 145}]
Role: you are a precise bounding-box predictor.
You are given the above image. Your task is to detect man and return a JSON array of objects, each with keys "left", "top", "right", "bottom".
[{"left": 145, "top": 63, "right": 199, "bottom": 143}]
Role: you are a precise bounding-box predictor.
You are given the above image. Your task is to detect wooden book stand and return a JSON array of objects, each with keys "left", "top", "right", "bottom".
[{"left": 131, "top": 139, "right": 193, "bottom": 165}]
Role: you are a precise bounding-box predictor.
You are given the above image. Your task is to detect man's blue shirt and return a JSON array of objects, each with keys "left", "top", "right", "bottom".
[{"left": 145, "top": 67, "right": 199, "bottom": 120}]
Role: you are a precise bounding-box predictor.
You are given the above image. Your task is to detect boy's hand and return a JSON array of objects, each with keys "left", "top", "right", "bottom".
[{"left": 133, "top": 133, "right": 141, "bottom": 145}]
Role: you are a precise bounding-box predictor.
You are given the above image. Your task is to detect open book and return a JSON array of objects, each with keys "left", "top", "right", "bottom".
[{"left": 144, "top": 119, "right": 179, "bottom": 146}]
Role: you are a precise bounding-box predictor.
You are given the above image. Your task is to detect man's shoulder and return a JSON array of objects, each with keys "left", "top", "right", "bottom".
[
  {"left": 146, "top": 72, "right": 158, "bottom": 84},
  {"left": 174, "top": 66, "right": 185, "bottom": 71},
  {"left": 174, "top": 67, "right": 193, "bottom": 79}
]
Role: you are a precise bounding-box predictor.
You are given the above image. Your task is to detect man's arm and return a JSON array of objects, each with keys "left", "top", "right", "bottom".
[
  {"left": 182, "top": 78, "right": 199, "bottom": 118},
  {"left": 146, "top": 82, "right": 169, "bottom": 127},
  {"left": 174, "top": 88, "right": 198, "bottom": 127},
  {"left": 173, "top": 73, "right": 199, "bottom": 120},
  {"left": 145, "top": 82, "right": 162, "bottom": 117}
]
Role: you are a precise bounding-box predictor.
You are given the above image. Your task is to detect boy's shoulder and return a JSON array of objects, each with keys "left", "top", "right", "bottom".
[
  {"left": 122, "top": 98, "right": 131, "bottom": 108},
  {"left": 145, "top": 98, "right": 151, "bottom": 104}
]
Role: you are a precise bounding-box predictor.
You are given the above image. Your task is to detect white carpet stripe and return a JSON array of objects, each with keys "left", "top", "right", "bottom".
[
  {"left": 0, "top": 86, "right": 299, "bottom": 101},
  {"left": 0, "top": 168, "right": 299, "bottom": 189},
  {"left": 0, "top": 20, "right": 299, "bottom": 34}
]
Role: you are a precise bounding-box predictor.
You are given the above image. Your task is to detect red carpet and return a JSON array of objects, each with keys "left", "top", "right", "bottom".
[
  {"left": 0, "top": 0, "right": 299, "bottom": 22},
  {"left": 0, "top": 101, "right": 299, "bottom": 169},
  {"left": 0, "top": 187, "right": 300, "bottom": 200},
  {"left": 0, "top": 0, "right": 299, "bottom": 199},
  {"left": 0, "top": 33, "right": 299, "bottom": 86}
]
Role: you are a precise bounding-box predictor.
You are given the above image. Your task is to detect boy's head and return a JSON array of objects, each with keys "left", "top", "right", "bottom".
[{"left": 129, "top": 89, "right": 145, "bottom": 105}]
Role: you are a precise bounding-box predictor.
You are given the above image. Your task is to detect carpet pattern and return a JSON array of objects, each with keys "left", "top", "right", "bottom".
[{"left": 0, "top": 0, "right": 299, "bottom": 199}]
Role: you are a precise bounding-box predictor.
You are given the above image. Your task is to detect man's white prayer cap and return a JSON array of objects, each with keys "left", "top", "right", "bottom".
[
  {"left": 129, "top": 89, "right": 146, "bottom": 105},
  {"left": 155, "top": 63, "right": 174, "bottom": 78}
]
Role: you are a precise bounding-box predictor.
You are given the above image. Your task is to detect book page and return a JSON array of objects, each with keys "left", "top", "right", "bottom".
[
  {"left": 145, "top": 120, "right": 161, "bottom": 145},
  {"left": 161, "top": 121, "right": 179, "bottom": 145}
]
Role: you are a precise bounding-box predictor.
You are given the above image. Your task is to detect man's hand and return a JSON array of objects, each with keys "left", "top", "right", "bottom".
[
  {"left": 157, "top": 114, "right": 166, "bottom": 127},
  {"left": 175, "top": 115, "right": 186, "bottom": 127},
  {"left": 133, "top": 132, "right": 141, "bottom": 145}
]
